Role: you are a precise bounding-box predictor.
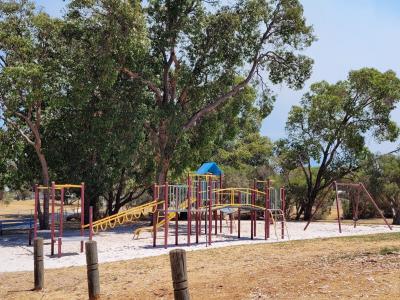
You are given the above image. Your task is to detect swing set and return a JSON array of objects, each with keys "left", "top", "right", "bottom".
[{"left": 304, "top": 181, "right": 392, "bottom": 232}]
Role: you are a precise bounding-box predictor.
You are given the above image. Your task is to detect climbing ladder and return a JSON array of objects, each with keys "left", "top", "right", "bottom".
[
  {"left": 85, "top": 200, "right": 163, "bottom": 233},
  {"left": 267, "top": 208, "right": 290, "bottom": 240}
]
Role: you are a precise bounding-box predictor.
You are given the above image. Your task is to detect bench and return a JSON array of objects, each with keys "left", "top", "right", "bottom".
[{"left": 0, "top": 218, "right": 35, "bottom": 245}]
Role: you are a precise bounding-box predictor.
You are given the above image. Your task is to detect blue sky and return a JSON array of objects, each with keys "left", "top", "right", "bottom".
[{"left": 33, "top": 0, "right": 400, "bottom": 153}]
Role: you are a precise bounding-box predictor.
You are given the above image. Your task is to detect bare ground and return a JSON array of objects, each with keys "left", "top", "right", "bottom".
[{"left": 1, "top": 233, "right": 399, "bottom": 299}]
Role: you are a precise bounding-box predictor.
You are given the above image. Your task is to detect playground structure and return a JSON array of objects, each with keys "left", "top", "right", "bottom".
[
  {"left": 151, "top": 174, "right": 290, "bottom": 248},
  {"left": 86, "top": 162, "right": 289, "bottom": 248},
  {"left": 304, "top": 181, "right": 393, "bottom": 232},
  {"left": 34, "top": 182, "right": 94, "bottom": 257}
]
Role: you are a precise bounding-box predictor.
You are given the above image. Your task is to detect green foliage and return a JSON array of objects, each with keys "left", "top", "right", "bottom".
[
  {"left": 213, "top": 132, "right": 274, "bottom": 187},
  {"left": 276, "top": 68, "right": 400, "bottom": 220},
  {"left": 360, "top": 154, "right": 400, "bottom": 224}
]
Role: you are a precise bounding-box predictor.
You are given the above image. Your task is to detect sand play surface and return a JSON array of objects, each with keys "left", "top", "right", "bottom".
[{"left": 1, "top": 220, "right": 398, "bottom": 273}]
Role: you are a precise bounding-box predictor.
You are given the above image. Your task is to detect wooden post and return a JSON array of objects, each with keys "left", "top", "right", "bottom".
[
  {"left": 34, "top": 237, "right": 44, "bottom": 291},
  {"left": 169, "top": 249, "right": 190, "bottom": 300},
  {"left": 85, "top": 241, "right": 100, "bottom": 300}
]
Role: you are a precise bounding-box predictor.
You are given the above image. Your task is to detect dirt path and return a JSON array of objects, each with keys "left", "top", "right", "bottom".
[{"left": 1, "top": 233, "right": 399, "bottom": 299}]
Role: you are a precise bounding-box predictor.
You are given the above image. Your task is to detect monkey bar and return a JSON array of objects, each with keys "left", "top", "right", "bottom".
[{"left": 34, "top": 182, "right": 90, "bottom": 257}]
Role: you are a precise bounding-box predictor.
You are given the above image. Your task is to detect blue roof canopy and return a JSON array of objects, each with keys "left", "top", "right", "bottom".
[{"left": 196, "top": 162, "right": 223, "bottom": 176}]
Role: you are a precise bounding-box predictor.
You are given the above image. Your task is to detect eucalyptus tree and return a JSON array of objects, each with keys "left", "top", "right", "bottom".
[
  {"left": 69, "top": 0, "right": 315, "bottom": 184},
  {"left": 276, "top": 68, "right": 400, "bottom": 220},
  {"left": 0, "top": 1, "right": 64, "bottom": 228}
]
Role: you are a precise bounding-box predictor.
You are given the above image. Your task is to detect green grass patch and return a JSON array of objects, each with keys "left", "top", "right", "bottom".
[{"left": 379, "top": 246, "right": 400, "bottom": 255}]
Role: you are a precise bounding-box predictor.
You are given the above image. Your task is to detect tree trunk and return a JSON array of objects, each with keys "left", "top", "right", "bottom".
[
  {"left": 34, "top": 147, "right": 50, "bottom": 230},
  {"left": 303, "top": 193, "right": 317, "bottom": 221},
  {"left": 157, "top": 157, "right": 170, "bottom": 184}
]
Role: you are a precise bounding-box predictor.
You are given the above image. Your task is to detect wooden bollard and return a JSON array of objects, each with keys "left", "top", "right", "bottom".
[
  {"left": 33, "top": 237, "right": 44, "bottom": 291},
  {"left": 169, "top": 249, "right": 190, "bottom": 300},
  {"left": 85, "top": 241, "right": 100, "bottom": 300}
]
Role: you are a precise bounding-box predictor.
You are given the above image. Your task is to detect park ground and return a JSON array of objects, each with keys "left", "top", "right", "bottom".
[{"left": 1, "top": 232, "right": 400, "bottom": 299}]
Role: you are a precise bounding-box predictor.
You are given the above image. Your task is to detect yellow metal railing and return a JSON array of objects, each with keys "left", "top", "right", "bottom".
[{"left": 83, "top": 200, "right": 163, "bottom": 233}]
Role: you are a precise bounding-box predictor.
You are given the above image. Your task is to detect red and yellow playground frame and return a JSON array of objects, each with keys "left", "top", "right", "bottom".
[
  {"left": 151, "top": 174, "right": 289, "bottom": 248},
  {"left": 34, "top": 182, "right": 93, "bottom": 257}
]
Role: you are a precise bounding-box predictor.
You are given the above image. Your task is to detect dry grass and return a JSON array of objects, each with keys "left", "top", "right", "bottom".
[
  {"left": 0, "top": 199, "right": 35, "bottom": 219},
  {"left": 1, "top": 233, "right": 399, "bottom": 299}
]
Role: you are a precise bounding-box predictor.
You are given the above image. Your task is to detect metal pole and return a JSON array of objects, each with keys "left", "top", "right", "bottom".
[
  {"left": 195, "top": 180, "right": 199, "bottom": 244},
  {"left": 208, "top": 177, "right": 212, "bottom": 245},
  {"left": 153, "top": 184, "right": 157, "bottom": 247},
  {"left": 51, "top": 182, "right": 55, "bottom": 256},
  {"left": 89, "top": 206, "right": 93, "bottom": 241},
  {"left": 281, "top": 187, "right": 286, "bottom": 239},
  {"left": 334, "top": 181, "right": 342, "bottom": 233},
  {"left": 34, "top": 184, "right": 38, "bottom": 239},
  {"left": 58, "top": 187, "right": 64, "bottom": 258},
  {"left": 266, "top": 180, "right": 270, "bottom": 239},
  {"left": 219, "top": 174, "right": 223, "bottom": 233},
  {"left": 187, "top": 175, "right": 191, "bottom": 246},
  {"left": 253, "top": 179, "right": 257, "bottom": 237},
  {"left": 81, "top": 183, "right": 85, "bottom": 253},
  {"left": 164, "top": 182, "right": 169, "bottom": 249},
  {"left": 360, "top": 183, "right": 392, "bottom": 230}
]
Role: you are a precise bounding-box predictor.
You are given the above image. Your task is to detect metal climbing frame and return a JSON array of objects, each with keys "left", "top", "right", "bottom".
[{"left": 34, "top": 182, "right": 91, "bottom": 257}]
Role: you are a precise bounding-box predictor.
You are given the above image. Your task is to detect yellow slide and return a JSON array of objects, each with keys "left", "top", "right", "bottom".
[{"left": 133, "top": 199, "right": 189, "bottom": 239}]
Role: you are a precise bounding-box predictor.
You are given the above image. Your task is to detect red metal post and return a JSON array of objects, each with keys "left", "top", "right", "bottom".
[
  {"left": 281, "top": 187, "right": 286, "bottom": 239},
  {"left": 360, "top": 183, "right": 392, "bottom": 230},
  {"left": 266, "top": 180, "right": 270, "bottom": 239},
  {"left": 80, "top": 183, "right": 85, "bottom": 252},
  {"left": 354, "top": 184, "right": 360, "bottom": 228},
  {"left": 199, "top": 179, "right": 202, "bottom": 236},
  {"left": 238, "top": 191, "right": 241, "bottom": 238},
  {"left": 175, "top": 186, "right": 178, "bottom": 246},
  {"left": 334, "top": 181, "right": 342, "bottom": 233},
  {"left": 153, "top": 184, "right": 157, "bottom": 247},
  {"left": 219, "top": 174, "right": 223, "bottom": 233},
  {"left": 34, "top": 184, "right": 38, "bottom": 239},
  {"left": 89, "top": 206, "right": 93, "bottom": 241},
  {"left": 250, "top": 188, "right": 254, "bottom": 240},
  {"left": 253, "top": 179, "right": 257, "bottom": 237},
  {"left": 164, "top": 182, "right": 169, "bottom": 248},
  {"left": 208, "top": 176, "right": 212, "bottom": 245},
  {"left": 51, "top": 182, "right": 55, "bottom": 256},
  {"left": 196, "top": 179, "right": 199, "bottom": 243},
  {"left": 58, "top": 187, "right": 65, "bottom": 258},
  {"left": 187, "top": 175, "right": 191, "bottom": 246},
  {"left": 238, "top": 208, "right": 241, "bottom": 238}
]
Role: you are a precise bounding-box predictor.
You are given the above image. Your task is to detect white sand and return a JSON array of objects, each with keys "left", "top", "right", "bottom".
[{"left": 0, "top": 220, "right": 398, "bottom": 273}]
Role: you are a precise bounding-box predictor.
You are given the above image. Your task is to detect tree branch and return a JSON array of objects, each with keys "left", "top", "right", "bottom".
[{"left": 121, "top": 68, "right": 162, "bottom": 103}]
